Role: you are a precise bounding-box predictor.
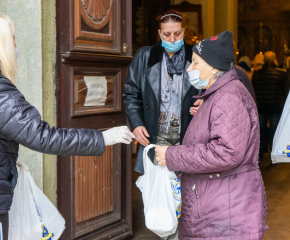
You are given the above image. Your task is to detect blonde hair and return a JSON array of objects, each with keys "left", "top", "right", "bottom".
[{"left": 0, "top": 15, "right": 18, "bottom": 84}]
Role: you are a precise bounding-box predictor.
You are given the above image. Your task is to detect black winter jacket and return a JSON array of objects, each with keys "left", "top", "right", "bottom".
[
  {"left": 0, "top": 73, "right": 105, "bottom": 214},
  {"left": 123, "top": 42, "right": 199, "bottom": 174},
  {"left": 252, "top": 63, "right": 290, "bottom": 114}
]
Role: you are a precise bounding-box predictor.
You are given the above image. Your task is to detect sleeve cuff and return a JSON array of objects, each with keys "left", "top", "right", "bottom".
[
  {"left": 94, "top": 130, "right": 106, "bottom": 156},
  {"left": 128, "top": 113, "right": 145, "bottom": 130},
  {"left": 166, "top": 146, "right": 177, "bottom": 172}
]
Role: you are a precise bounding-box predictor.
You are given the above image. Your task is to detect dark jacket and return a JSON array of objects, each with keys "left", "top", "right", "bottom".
[
  {"left": 235, "top": 65, "right": 256, "bottom": 102},
  {"left": 252, "top": 63, "right": 289, "bottom": 114},
  {"left": 0, "top": 73, "right": 105, "bottom": 214},
  {"left": 123, "top": 42, "right": 199, "bottom": 174}
]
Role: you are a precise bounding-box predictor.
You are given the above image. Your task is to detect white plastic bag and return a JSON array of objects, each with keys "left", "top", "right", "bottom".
[
  {"left": 271, "top": 91, "right": 290, "bottom": 163},
  {"left": 136, "top": 145, "right": 181, "bottom": 237},
  {"left": 9, "top": 162, "right": 65, "bottom": 240}
]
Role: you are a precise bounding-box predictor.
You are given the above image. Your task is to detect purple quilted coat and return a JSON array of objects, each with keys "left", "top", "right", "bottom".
[{"left": 166, "top": 69, "right": 268, "bottom": 240}]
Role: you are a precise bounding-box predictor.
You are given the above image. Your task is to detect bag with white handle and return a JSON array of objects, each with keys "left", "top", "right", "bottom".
[
  {"left": 8, "top": 160, "right": 65, "bottom": 240},
  {"left": 271, "top": 91, "right": 290, "bottom": 163},
  {"left": 136, "top": 144, "right": 181, "bottom": 237}
]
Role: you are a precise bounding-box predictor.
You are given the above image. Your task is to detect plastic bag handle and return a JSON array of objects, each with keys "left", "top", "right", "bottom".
[{"left": 143, "top": 144, "right": 159, "bottom": 171}]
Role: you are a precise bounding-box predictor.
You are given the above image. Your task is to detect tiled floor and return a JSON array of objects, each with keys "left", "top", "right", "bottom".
[{"left": 128, "top": 152, "right": 290, "bottom": 239}]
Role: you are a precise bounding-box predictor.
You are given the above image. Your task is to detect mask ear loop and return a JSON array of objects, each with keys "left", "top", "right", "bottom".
[
  {"left": 199, "top": 64, "right": 208, "bottom": 71},
  {"left": 200, "top": 65, "right": 213, "bottom": 81},
  {"left": 208, "top": 73, "right": 214, "bottom": 81},
  {"left": 159, "top": 32, "right": 163, "bottom": 41}
]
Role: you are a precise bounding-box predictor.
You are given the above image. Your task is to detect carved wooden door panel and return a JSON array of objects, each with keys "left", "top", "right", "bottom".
[{"left": 56, "top": 1, "right": 132, "bottom": 239}]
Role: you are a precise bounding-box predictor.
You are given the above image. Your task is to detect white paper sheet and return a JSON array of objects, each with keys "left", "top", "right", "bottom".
[{"left": 84, "top": 76, "right": 107, "bottom": 106}]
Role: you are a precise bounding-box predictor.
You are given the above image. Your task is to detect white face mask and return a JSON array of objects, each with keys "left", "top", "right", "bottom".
[
  {"left": 15, "top": 47, "right": 19, "bottom": 60},
  {"left": 188, "top": 64, "right": 213, "bottom": 89}
]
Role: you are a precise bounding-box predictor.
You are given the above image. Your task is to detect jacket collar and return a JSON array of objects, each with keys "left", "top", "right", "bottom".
[
  {"left": 262, "top": 62, "right": 277, "bottom": 69},
  {"left": 148, "top": 41, "right": 193, "bottom": 68},
  {"left": 194, "top": 69, "right": 238, "bottom": 99}
]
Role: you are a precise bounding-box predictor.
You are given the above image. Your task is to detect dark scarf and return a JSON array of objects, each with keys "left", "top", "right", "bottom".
[{"left": 164, "top": 45, "right": 185, "bottom": 75}]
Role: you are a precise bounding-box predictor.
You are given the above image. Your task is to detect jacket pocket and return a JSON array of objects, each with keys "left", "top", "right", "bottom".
[
  {"left": 182, "top": 181, "right": 200, "bottom": 220},
  {"left": 193, "top": 183, "right": 201, "bottom": 218},
  {"left": 9, "top": 155, "right": 18, "bottom": 191},
  {"left": 198, "top": 178, "right": 230, "bottom": 217}
]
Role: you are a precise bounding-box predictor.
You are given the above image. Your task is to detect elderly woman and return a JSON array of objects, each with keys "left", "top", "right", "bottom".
[{"left": 156, "top": 31, "right": 268, "bottom": 240}]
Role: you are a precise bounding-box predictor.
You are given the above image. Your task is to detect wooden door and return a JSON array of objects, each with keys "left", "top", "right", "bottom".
[{"left": 56, "top": 1, "right": 133, "bottom": 239}]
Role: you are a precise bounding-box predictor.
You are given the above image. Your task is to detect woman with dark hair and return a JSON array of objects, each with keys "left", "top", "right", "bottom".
[
  {"left": 123, "top": 10, "right": 198, "bottom": 174},
  {"left": 123, "top": 10, "right": 199, "bottom": 239},
  {"left": 123, "top": 12, "right": 199, "bottom": 237}
]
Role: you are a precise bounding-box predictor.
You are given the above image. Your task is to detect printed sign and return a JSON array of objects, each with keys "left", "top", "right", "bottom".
[{"left": 84, "top": 76, "right": 107, "bottom": 106}]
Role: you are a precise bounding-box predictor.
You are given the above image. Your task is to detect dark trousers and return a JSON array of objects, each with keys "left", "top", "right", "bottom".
[
  {"left": 259, "top": 113, "right": 281, "bottom": 160},
  {"left": 0, "top": 213, "right": 9, "bottom": 240}
]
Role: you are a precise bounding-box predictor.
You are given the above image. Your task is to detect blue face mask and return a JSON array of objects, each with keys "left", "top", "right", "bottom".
[
  {"left": 160, "top": 33, "right": 184, "bottom": 53},
  {"left": 188, "top": 64, "right": 213, "bottom": 89}
]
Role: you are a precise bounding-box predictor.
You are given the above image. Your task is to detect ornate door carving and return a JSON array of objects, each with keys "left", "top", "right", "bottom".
[
  {"left": 57, "top": 0, "right": 132, "bottom": 239},
  {"left": 81, "top": 0, "right": 112, "bottom": 27},
  {"left": 74, "top": 0, "right": 121, "bottom": 53}
]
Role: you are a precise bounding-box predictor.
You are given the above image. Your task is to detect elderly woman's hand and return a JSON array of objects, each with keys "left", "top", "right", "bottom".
[
  {"left": 155, "top": 146, "right": 169, "bottom": 166},
  {"left": 190, "top": 99, "right": 203, "bottom": 116}
]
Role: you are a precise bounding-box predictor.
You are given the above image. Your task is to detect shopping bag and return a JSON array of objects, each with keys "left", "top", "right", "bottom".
[
  {"left": 271, "top": 91, "right": 290, "bottom": 163},
  {"left": 8, "top": 161, "right": 65, "bottom": 240},
  {"left": 136, "top": 144, "right": 181, "bottom": 237}
]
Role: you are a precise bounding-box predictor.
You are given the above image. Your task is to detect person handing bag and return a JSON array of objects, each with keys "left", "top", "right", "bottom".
[
  {"left": 0, "top": 15, "right": 134, "bottom": 240},
  {"left": 136, "top": 145, "right": 181, "bottom": 238}
]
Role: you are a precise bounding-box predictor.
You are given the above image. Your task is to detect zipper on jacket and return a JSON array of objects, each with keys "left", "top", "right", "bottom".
[{"left": 192, "top": 183, "right": 201, "bottom": 218}]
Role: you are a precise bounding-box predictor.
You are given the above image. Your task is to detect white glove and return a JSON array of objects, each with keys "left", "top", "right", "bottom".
[{"left": 102, "top": 126, "right": 135, "bottom": 146}]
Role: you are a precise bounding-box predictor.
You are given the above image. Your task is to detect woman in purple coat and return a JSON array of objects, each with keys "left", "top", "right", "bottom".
[{"left": 155, "top": 31, "right": 268, "bottom": 240}]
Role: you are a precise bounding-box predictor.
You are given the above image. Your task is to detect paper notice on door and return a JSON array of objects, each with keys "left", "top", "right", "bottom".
[
  {"left": 0, "top": 222, "right": 3, "bottom": 240},
  {"left": 84, "top": 76, "right": 107, "bottom": 106}
]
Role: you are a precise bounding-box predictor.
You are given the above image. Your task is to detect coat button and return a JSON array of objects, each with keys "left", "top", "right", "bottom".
[
  {"left": 146, "top": 104, "right": 150, "bottom": 109},
  {"left": 217, "top": 174, "right": 220, "bottom": 177},
  {"left": 209, "top": 175, "right": 213, "bottom": 178}
]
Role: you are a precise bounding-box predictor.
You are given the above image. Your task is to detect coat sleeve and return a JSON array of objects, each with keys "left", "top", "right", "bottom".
[
  {"left": 166, "top": 92, "right": 252, "bottom": 174},
  {"left": 0, "top": 81, "right": 105, "bottom": 156},
  {"left": 122, "top": 47, "right": 150, "bottom": 131}
]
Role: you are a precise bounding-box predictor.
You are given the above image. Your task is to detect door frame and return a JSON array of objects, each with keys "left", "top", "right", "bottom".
[{"left": 56, "top": 0, "right": 133, "bottom": 239}]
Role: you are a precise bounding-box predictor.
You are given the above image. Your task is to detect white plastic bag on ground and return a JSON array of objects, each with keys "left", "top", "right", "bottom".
[
  {"left": 8, "top": 161, "right": 65, "bottom": 240},
  {"left": 271, "top": 91, "right": 290, "bottom": 163},
  {"left": 136, "top": 144, "right": 181, "bottom": 237}
]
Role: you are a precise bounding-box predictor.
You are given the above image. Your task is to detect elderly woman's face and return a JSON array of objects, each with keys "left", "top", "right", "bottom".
[
  {"left": 159, "top": 22, "right": 184, "bottom": 43},
  {"left": 187, "top": 52, "right": 217, "bottom": 80}
]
